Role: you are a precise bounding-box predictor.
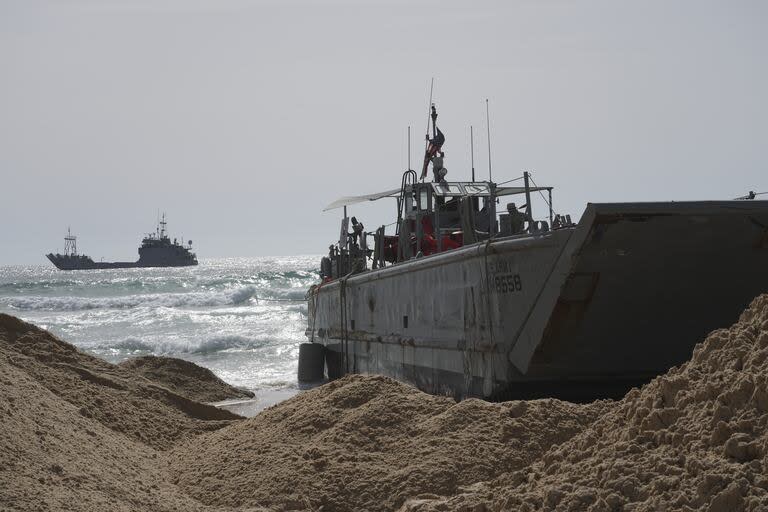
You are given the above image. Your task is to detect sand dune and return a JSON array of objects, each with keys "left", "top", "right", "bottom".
[
  {"left": 0, "top": 314, "right": 239, "bottom": 511},
  {"left": 2, "top": 295, "right": 768, "bottom": 512},
  {"left": 169, "top": 375, "right": 607, "bottom": 512},
  {"left": 0, "top": 314, "right": 239, "bottom": 450},
  {"left": 0, "top": 357, "right": 210, "bottom": 511},
  {"left": 401, "top": 295, "right": 768, "bottom": 512},
  {"left": 118, "top": 355, "right": 254, "bottom": 404}
]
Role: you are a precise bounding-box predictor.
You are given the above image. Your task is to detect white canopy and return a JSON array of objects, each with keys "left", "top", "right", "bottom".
[
  {"left": 496, "top": 185, "right": 553, "bottom": 197},
  {"left": 323, "top": 183, "right": 553, "bottom": 211},
  {"left": 323, "top": 188, "right": 401, "bottom": 211}
]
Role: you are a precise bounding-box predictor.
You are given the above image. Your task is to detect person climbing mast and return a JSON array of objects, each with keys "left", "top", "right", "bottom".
[{"left": 421, "top": 104, "right": 446, "bottom": 181}]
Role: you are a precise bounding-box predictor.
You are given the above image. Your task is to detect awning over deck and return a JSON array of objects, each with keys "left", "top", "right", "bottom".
[
  {"left": 323, "top": 183, "right": 553, "bottom": 211},
  {"left": 323, "top": 188, "right": 401, "bottom": 211},
  {"left": 496, "top": 186, "right": 553, "bottom": 197}
]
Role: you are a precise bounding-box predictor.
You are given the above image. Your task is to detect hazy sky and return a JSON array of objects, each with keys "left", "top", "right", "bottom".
[{"left": 1, "top": 0, "right": 766, "bottom": 265}]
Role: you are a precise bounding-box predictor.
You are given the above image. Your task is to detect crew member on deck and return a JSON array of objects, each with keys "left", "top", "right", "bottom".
[
  {"left": 508, "top": 203, "right": 532, "bottom": 234},
  {"left": 421, "top": 105, "right": 446, "bottom": 180},
  {"left": 431, "top": 153, "right": 448, "bottom": 183},
  {"left": 350, "top": 217, "right": 364, "bottom": 246}
]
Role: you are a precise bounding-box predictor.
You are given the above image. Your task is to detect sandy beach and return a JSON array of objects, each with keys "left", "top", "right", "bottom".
[
  {"left": 3, "top": 1, "right": 765, "bottom": 510},
  {"left": 2, "top": 295, "right": 768, "bottom": 511}
]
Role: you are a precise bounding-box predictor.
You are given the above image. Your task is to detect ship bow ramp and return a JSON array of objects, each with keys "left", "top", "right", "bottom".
[{"left": 514, "top": 200, "right": 768, "bottom": 396}]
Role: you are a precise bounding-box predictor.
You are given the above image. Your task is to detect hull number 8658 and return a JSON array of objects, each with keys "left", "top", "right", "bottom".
[{"left": 494, "top": 274, "right": 522, "bottom": 293}]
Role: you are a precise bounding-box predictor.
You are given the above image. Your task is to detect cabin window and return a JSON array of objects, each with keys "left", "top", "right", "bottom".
[
  {"left": 464, "top": 184, "right": 489, "bottom": 195},
  {"left": 433, "top": 183, "right": 463, "bottom": 196},
  {"left": 419, "top": 189, "right": 429, "bottom": 211}
]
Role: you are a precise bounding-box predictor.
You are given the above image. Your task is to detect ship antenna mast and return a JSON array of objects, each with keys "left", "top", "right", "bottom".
[
  {"left": 470, "top": 125, "right": 475, "bottom": 181},
  {"left": 64, "top": 227, "right": 78, "bottom": 256},
  {"left": 486, "top": 98, "right": 493, "bottom": 183},
  {"left": 407, "top": 126, "right": 411, "bottom": 170}
]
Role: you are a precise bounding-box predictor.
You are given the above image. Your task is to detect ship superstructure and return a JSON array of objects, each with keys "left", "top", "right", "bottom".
[
  {"left": 305, "top": 103, "right": 768, "bottom": 401},
  {"left": 136, "top": 214, "right": 198, "bottom": 267}
]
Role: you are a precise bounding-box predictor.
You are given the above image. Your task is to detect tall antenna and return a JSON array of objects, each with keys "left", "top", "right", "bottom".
[
  {"left": 425, "top": 78, "right": 435, "bottom": 139},
  {"left": 64, "top": 227, "right": 77, "bottom": 256},
  {"left": 407, "top": 126, "right": 411, "bottom": 170},
  {"left": 470, "top": 125, "right": 475, "bottom": 181},
  {"left": 486, "top": 98, "right": 493, "bottom": 182}
]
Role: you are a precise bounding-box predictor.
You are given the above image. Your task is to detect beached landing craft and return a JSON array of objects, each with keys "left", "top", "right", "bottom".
[{"left": 304, "top": 104, "right": 768, "bottom": 401}]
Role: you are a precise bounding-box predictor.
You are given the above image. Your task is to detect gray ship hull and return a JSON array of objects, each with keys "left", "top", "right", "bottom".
[
  {"left": 46, "top": 254, "right": 197, "bottom": 270},
  {"left": 306, "top": 200, "right": 768, "bottom": 401}
]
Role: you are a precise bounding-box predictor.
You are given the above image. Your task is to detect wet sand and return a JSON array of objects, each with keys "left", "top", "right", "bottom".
[{"left": 215, "top": 388, "right": 299, "bottom": 417}]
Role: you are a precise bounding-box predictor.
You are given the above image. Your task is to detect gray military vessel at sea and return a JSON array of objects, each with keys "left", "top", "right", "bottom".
[
  {"left": 46, "top": 214, "right": 198, "bottom": 270},
  {"left": 303, "top": 103, "right": 768, "bottom": 401}
]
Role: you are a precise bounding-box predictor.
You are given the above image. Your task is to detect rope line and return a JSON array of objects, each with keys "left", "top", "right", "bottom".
[{"left": 495, "top": 176, "right": 525, "bottom": 186}]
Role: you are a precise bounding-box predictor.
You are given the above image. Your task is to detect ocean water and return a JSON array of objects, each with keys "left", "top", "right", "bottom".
[{"left": 0, "top": 257, "right": 319, "bottom": 397}]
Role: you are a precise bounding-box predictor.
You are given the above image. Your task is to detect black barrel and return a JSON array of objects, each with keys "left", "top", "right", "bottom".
[
  {"left": 298, "top": 342, "right": 325, "bottom": 383},
  {"left": 324, "top": 343, "right": 344, "bottom": 381}
]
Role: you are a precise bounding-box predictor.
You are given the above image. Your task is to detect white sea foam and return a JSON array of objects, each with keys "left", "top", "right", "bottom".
[
  {"left": 192, "top": 335, "right": 270, "bottom": 354},
  {"left": 1, "top": 285, "right": 259, "bottom": 312},
  {"left": 110, "top": 338, "right": 155, "bottom": 352},
  {"left": 97, "top": 334, "right": 271, "bottom": 355}
]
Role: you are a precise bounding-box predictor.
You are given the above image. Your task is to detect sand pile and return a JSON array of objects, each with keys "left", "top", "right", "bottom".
[
  {"left": 402, "top": 295, "right": 768, "bottom": 512},
  {"left": 0, "top": 314, "right": 258, "bottom": 511},
  {"left": 0, "top": 355, "right": 211, "bottom": 511},
  {"left": 169, "top": 374, "right": 608, "bottom": 512},
  {"left": 118, "top": 355, "right": 254, "bottom": 403},
  {"left": 0, "top": 314, "right": 241, "bottom": 450},
  {"left": 4, "top": 291, "right": 768, "bottom": 512}
]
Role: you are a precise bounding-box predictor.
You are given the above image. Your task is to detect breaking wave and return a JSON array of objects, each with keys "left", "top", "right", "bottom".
[
  {"left": 110, "top": 338, "right": 154, "bottom": 352},
  {"left": 192, "top": 335, "right": 270, "bottom": 354},
  {"left": 1, "top": 286, "right": 260, "bottom": 312},
  {"left": 0, "top": 269, "right": 318, "bottom": 296},
  {"left": 99, "top": 334, "right": 271, "bottom": 355}
]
